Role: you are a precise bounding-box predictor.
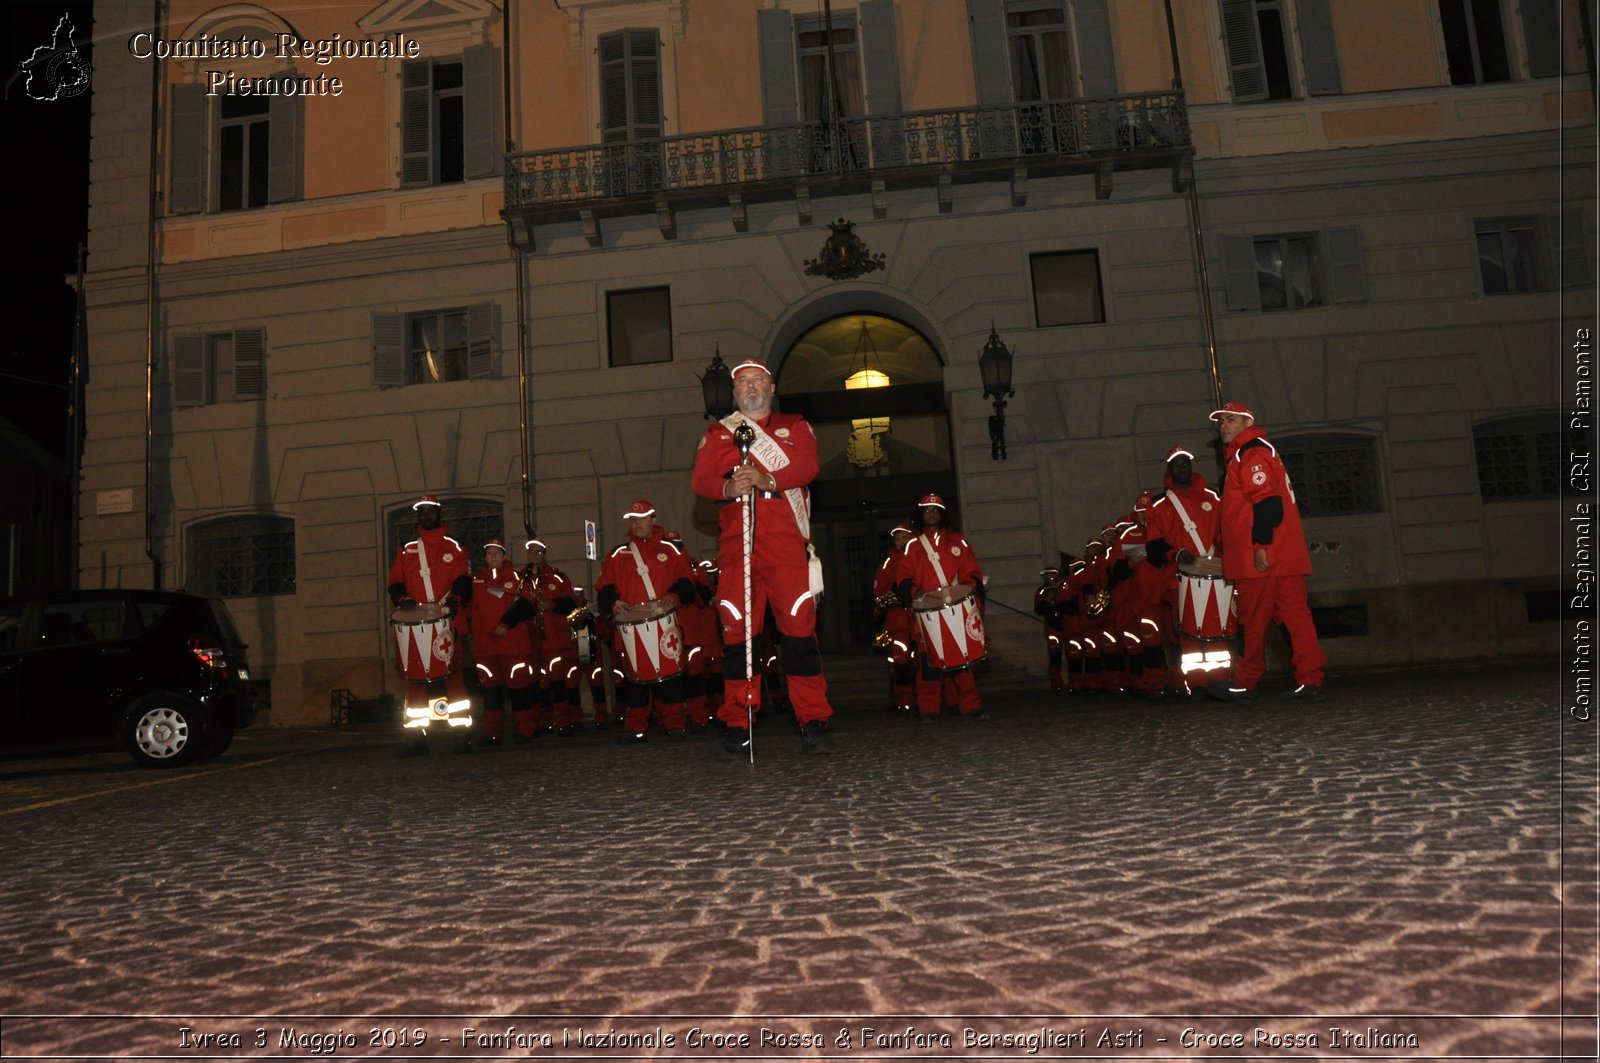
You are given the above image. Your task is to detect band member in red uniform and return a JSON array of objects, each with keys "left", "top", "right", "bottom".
[
  {"left": 1209, "top": 401, "right": 1327, "bottom": 701},
  {"left": 1144, "top": 445, "right": 1226, "bottom": 693},
  {"left": 596, "top": 500, "right": 697, "bottom": 743},
  {"left": 1108, "top": 494, "right": 1169, "bottom": 696},
  {"left": 675, "top": 549, "right": 722, "bottom": 730},
  {"left": 873, "top": 523, "right": 918, "bottom": 713},
  {"left": 387, "top": 494, "right": 474, "bottom": 755},
  {"left": 468, "top": 538, "right": 538, "bottom": 746},
  {"left": 691, "top": 358, "right": 835, "bottom": 755},
  {"left": 496, "top": 538, "right": 584, "bottom": 736},
  {"left": 1053, "top": 555, "right": 1089, "bottom": 692},
  {"left": 1062, "top": 537, "right": 1113, "bottom": 693},
  {"left": 1032, "top": 563, "right": 1066, "bottom": 693},
  {"left": 897, "top": 494, "right": 987, "bottom": 721}
]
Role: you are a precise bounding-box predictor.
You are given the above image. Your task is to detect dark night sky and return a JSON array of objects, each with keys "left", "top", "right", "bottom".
[{"left": 6, "top": 3, "right": 94, "bottom": 460}]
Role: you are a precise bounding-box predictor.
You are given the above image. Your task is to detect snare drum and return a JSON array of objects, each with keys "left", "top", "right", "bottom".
[
  {"left": 912, "top": 583, "right": 987, "bottom": 672},
  {"left": 1176, "top": 556, "right": 1236, "bottom": 641},
  {"left": 390, "top": 602, "right": 459, "bottom": 681},
  {"left": 614, "top": 598, "right": 684, "bottom": 684}
]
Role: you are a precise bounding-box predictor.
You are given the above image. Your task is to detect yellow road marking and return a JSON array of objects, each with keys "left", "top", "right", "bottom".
[{"left": 0, "top": 754, "right": 290, "bottom": 817}]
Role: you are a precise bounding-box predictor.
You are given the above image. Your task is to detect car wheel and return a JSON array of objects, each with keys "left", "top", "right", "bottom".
[{"left": 122, "top": 695, "right": 203, "bottom": 768}]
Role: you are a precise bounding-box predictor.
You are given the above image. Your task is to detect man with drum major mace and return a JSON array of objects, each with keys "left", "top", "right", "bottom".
[
  {"left": 387, "top": 494, "right": 474, "bottom": 755},
  {"left": 897, "top": 493, "right": 989, "bottom": 721},
  {"left": 691, "top": 357, "right": 836, "bottom": 756}
]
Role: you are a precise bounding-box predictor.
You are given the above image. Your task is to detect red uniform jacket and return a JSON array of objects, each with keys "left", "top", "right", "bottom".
[
  {"left": 596, "top": 528, "right": 696, "bottom": 612},
  {"left": 1220, "top": 424, "right": 1312, "bottom": 580},
  {"left": 898, "top": 529, "right": 985, "bottom": 599},
  {"left": 1145, "top": 473, "right": 1223, "bottom": 568},
  {"left": 387, "top": 524, "right": 471, "bottom": 608},
  {"left": 873, "top": 549, "right": 915, "bottom": 642},
  {"left": 499, "top": 563, "right": 581, "bottom": 650},
  {"left": 467, "top": 564, "right": 532, "bottom": 658},
  {"left": 691, "top": 410, "right": 818, "bottom": 543}
]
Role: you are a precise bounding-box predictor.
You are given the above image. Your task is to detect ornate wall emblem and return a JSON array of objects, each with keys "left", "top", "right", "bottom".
[{"left": 803, "top": 218, "right": 886, "bottom": 281}]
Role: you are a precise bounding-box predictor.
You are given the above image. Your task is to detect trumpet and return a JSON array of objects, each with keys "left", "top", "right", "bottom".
[
  {"left": 1085, "top": 588, "right": 1112, "bottom": 617},
  {"left": 873, "top": 591, "right": 900, "bottom": 610},
  {"left": 873, "top": 629, "right": 895, "bottom": 650}
]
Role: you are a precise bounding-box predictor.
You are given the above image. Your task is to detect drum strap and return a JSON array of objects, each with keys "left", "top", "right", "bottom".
[
  {"left": 720, "top": 413, "right": 811, "bottom": 540},
  {"left": 413, "top": 539, "right": 437, "bottom": 602},
  {"left": 626, "top": 541, "right": 660, "bottom": 601},
  {"left": 918, "top": 533, "right": 953, "bottom": 588},
  {"left": 1165, "top": 493, "right": 1209, "bottom": 557}
]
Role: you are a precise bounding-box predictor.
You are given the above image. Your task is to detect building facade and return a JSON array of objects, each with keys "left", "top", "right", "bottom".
[{"left": 81, "top": 0, "right": 1595, "bottom": 723}]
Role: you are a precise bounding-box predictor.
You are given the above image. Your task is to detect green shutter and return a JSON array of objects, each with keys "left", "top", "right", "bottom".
[
  {"left": 967, "top": 0, "right": 1012, "bottom": 107},
  {"left": 758, "top": 8, "right": 798, "bottom": 125},
  {"left": 1323, "top": 226, "right": 1367, "bottom": 303},
  {"left": 1220, "top": 0, "right": 1268, "bottom": 102},
  {"left": 1074, "top": 0, "right": 1118, "bottom": 99},
  {"left": 1522, "top": 0, "right": 1562, "bottom": 78},
  {"left": 1220, "top": 235, "right": 1262, "bottom": 311},
  {"left": 1296, "top": 0, "right": 1343, "bottom": 96},
  {"left": 372, "top": 313, "right": 406, "bottom": 387},
  {"left": 400, "top": 59, "right": 432, "bottom": 186},
  {"left": 233, "top": 328, "right": 266, "bottom": 399},
  {"left": 267, "top": 94, "right": 302, "bottom": 203},
  {"left": 467, "top": 302, "right": 497, "bottom": 380},
  {"left": 169, "top": 84, "right": 207, "bottom": 214},
  {"left": 463, "top": 42, "right": 498, "bottom": 178},
  {"left": 173, "top": 333, "right": 207, "bottom": 407}
]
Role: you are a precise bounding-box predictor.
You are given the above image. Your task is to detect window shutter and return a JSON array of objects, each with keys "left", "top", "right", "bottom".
[
  {"left": 1296, "top": 0, "right": 1343, "bottom": 96},
  {"left": 1521, "top": 0, "right": 1562, "bottom": 78},
  {"left": 967, "top": 0, "right": 1012, "bottom": 107},
  {"left": 169, "top": 84, "right": 207, "bottom": 214},
  {"left": 233, "top": 328, "right": 266, "bottom": 399},
  {"left": 1073, "top": 0, "right": 1119, "bottom": 99},
  {"left": 462, "top": 42, "right": 498, "bottom": 178},
  {"left": 599, "top": 30, "right": 628, "bottom": 140},
  {"left": 1220, "top": 0, "right": 1268, "bottom": 102},
  {"left": 372, "top": 313, "right": 406, "bottom": 387},
  {"left": 267, "top": 94, "right": 302, "bottom": 203},
  {"left": 400, "top": 59, "right": 433, "bottom": 186},
  {"left": 1323, "top": 226, "right": 1368, "bottom": 303},
  {"left": 860, "top": 0, "right": 902, "bottom": 116},
  {"left": 1220, "top": 235, "right": 1262, "bottom": 311},
  {"left": 758, "top": 8, "right": 798, "bottom": 125},
  {"left": 467, "top": 302, "right": 497, "bottom": 379},
  {"left": 629, "top": 30, "right": 663, "bottom": 138},
  {"left": 173, "top": 333, "right": 207, "bottom": 407},
  {"left": 1559, "top": 208, "right": 1592, "bottom": 288}
]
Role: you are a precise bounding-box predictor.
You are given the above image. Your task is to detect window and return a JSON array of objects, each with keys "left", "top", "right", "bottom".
[
  {"left": 1221, "top": 0, "right": 1343, "bottom": 102},
  {"left": 1008, "top": 3, "right": 1073, "bottom": 101},
  {"left": 1278, "top": 434, "right": 1381, "bottom": 517},
  {"left": 1220, "top": 227, "right": 1367, "bottom": 311},
  {"left": 169, "top": 86, "right": 302, "bottom": 214},
  {"left": 1474, "top": 413, "right": 1568, "bottom": 501},
  {"left": 39, "top": 600, "right": 127, "bottom": 646},
  {"left": 386, "top": 498, "right": 502, "bottom": 573},
  {"left": 372, "top": 303, "right": 498, "bottom": 387},
  {"left": 1031, "top": 251, "right": 1105, "bottom": 326},
  {"left": 172, "top": 329, "right": 266, "bottom": 407},
  {"left": 189, "top": 516, "right": 296, "bottom": 598},
  {"left": 1439, "top": 0, "right": 1511, "bottom": 84},
  {"left": 598, "top": 29, "right": 663, "bottom": 196},
  {"left": 607, "top": 287, "right": 673, "bottom": 366},
  {"left": 400, "top": 45, "right": 497, "bottom": 187},
  {"left": 797, "top": 15, "right": 864, "bottom": 122},
  {"left": 1476, "top": 217, "right": 1543, "bottom": 294}
]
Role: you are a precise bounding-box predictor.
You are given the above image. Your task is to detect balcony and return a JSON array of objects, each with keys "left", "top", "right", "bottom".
[{"left": 503, "top": 92, "right": 1192, "bottom": 245}]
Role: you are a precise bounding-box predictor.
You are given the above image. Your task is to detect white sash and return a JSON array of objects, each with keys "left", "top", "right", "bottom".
[
  {"left": 918, "top": 532, "right": 954, "bottom": 589},
  {"left": 626, "top": 541, "right": 660, "bottom": 601},
  {"left": 1164, "top": 493, "right": 1210, "bottom": 557},
  {"left": 412, "top": 540, "right": 437, "bottom": 602},
  {"left": 721, "top": 413, "right": 811, "bottom": 541}
]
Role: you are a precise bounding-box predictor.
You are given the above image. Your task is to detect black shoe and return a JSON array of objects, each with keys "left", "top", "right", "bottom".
[
  {"left": 722, "top": 730, "right": 752, "bottom": 757},
  {"left": 453, "top": 735, "right": 473, "bottom": 754},
  {"left": 513, "top": 732, "right": 534, "bottom": 745},
  {"left": 1205, "top": 680, "right": 1257, "bottom": 703},
  {"left": 667, "top": 728, "right": 687, "bottom": 742},
  {"left": 1288, "top": 683, "right": 1323, "bottom": 702},
  {"left": 800, "top": 720, "right": 833, "bottom": 754},
  {"left": 557, "top": 725, "right": 578, "bottom": 737},
  {"left": 919, "top": 714, "right": 937, "bottom": 724},
  {"left": 617, "top": 731, "right": 647, "bottom": 745},
  {"left": 395, "top": 737, "right": 430, "bottom": 758},
  {"left": 482, "top": 735, "right": 503, "bottom": 748},
  {"left": 963, "top": 709, "right": 991, "bottom": 720},
  {"left": 687, "top": 723, "right": 708, "bottom": 735},
  {"left": 538, "top": 724, "right": 555, "bottom": 736}
]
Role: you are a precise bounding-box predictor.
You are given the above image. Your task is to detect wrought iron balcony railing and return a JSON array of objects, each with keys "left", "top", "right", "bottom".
[{"left": 504, "top": 92, "right": 1189, "bottom": 214}]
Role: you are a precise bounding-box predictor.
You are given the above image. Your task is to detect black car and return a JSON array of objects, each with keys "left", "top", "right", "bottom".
[{"left": 0, "top": 590, "right": 256, "bottom": 768}]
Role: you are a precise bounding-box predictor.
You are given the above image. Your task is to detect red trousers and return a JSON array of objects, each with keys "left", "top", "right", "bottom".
[
  {"left": 1233, "top": 575, "right": 1326, "bottom": 690},
  {"left": 715, "top": 529, "right": 831, "bottom": 729}
]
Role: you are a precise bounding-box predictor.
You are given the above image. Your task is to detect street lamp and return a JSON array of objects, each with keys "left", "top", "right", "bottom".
[
  {"left": 979, "top": 326, "right": 1016, "bottom": 461},
  {"left": 700, "top": 345, "right": 733, "bottom": 420}
]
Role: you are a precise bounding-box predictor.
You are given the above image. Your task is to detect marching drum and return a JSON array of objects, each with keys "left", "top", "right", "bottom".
[
  {"left": 912, "top": 583, "right": 987, "bottom": 672},
  {"left": 1176, "top": 556, "right": 1236, "bottom": 641},
  {"left": 614, "top": 598, "right": 684, "bottom": 684},
  {"left": 390, "top": 601, "right": 458, "bottom": 681}
]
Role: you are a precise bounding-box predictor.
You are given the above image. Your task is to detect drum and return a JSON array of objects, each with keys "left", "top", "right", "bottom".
[
  {"left": 614, "top": 598, "right": 684, "bottom": 684},
  {"left": 1176, "top": 556, "right": 1236, "bottom": 640},
  {"left": 912, "top": 583, "right": 987, "bottom": 672},
  {"left": 390, "top": 602, "right": 458, "bottom": 681}
]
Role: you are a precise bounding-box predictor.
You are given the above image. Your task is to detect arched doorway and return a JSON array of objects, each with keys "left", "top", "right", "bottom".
[{"left": 773, "top": 313, "right": 956, "bottom": 656}]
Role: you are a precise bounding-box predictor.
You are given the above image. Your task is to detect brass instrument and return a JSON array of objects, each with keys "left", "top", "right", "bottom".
[
  {"left": 1085, "top": 588, "right": 1112, "bottom": 617},
  {"left": 873, "top": 591, "right": 900, "bottom": 610},
  {"left": 873, "top": 629, "right": 895, "bottom": 651}
]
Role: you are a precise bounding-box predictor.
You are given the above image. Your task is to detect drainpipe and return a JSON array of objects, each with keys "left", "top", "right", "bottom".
[
  {"left": 1162, "top": 0, "right": 1224, "bottom": 410},
  {"left": 144, "top": 0, "right": 166, "bottom": 589},
  {"left": 502, "top": 2, "right": 533, "bottom": 541}
]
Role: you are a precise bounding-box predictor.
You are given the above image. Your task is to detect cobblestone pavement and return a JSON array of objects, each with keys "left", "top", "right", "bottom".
[{"left": 0, "top": 660, "right": 1594, "bottom": 1060}]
